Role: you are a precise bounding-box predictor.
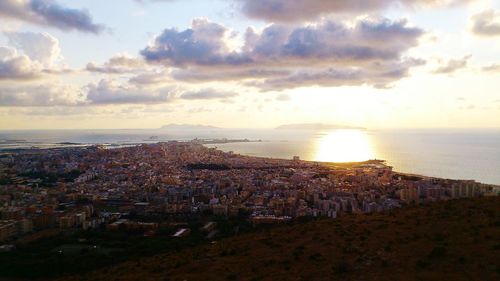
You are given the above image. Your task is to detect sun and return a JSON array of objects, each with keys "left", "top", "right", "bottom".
[{"left": 314, "top": 130, "right": 375, "bottom": 163}]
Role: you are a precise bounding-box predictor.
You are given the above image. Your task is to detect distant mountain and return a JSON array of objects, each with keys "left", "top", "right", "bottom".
[
  {"left": 160, "top": 124, "right": 220, "bottom": 130},
  {"left": 276, "top": 123, "right": 364, "bottom": 130}
]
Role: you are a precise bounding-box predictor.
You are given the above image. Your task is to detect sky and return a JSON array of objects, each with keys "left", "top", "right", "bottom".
[{"left": 0, "top": 0, "right": 499, "bottom": 130}]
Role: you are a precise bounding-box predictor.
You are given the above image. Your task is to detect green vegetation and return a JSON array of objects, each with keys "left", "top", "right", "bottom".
[{"left": 19, "top": 169, "right": 82, "bottom": 186}]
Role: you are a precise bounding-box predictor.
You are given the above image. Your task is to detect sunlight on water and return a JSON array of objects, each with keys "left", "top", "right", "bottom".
[{"left": 314, "top": 130, "right": 375, "bottom": 163}]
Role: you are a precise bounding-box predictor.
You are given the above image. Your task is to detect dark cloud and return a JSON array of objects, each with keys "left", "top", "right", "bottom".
[
  {"left": 0, "top": 0, "right": 105, "bottom": 34},
  {"left": 433, "top": 55, "right": 471, "bottom": 74},
  {"left": 142, "top": 18, "right": 424, "bottom": 90},
  {"left": 236, "top": 0, "right": 474, "bottom": 22},
  {"left": 144, "top": 18, "right": 422, "bottom": 67},
  {"left": 142, "top": 19, "right": 250, "bottom": 67},
  {"left": 471, "top": 9, "right": 500, "bottom": 36}
]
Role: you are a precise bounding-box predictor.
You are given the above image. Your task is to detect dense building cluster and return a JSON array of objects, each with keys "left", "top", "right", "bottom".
[{"left": 0, "top": 142, "right": 498, "bottom": 242}]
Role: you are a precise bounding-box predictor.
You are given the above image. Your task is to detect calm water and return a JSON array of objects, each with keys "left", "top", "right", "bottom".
[{"left": 0, "top": 129, "right": 499, "bottom": 185}]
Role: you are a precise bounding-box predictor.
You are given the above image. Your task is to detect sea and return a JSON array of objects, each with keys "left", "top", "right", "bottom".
[{"left": 0, "top": 128, "right": 499, "bottom": 185}]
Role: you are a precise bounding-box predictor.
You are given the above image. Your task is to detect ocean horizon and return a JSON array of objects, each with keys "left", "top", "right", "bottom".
[{"left": 1, "top": 128, "right": 499, "bottom": 185}]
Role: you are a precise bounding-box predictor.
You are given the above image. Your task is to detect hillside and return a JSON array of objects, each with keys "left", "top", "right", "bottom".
[{"left": 60, "top": 197, "right": 500, "bottom": 281}]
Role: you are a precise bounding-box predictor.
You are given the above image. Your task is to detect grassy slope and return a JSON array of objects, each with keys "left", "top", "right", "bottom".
[{"left": 61, "top": 197, "right": 500, "bottom": 281}]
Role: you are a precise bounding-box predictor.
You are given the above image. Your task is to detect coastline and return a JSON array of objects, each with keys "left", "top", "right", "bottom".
[{"left": 1, "top": 141, "right": 499, "bottom": 189}]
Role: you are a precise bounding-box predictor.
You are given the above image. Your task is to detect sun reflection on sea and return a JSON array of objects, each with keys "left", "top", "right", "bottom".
[{"left": 314, "top": 130, "right": 375, "bottom": 163}]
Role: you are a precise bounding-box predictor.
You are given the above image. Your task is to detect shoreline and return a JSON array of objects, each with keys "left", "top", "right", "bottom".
[{"left": 1, "top": 140, "right": 499, "bottom": 188}]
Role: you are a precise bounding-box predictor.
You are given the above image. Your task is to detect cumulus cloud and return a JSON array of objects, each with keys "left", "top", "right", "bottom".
[
  {"left": 5, "top": 31, "right": 61, "bottom": 66},
  {"left": 0, "top": 0, "right": 104, "bottom": 33},
  {"left": 0, "top": 82, "right": 84, "bottom": 106},
  {"left": 86, "top": 54, "right": 145, "bottom": 74},
  {"left": 0, "top": 46, "right": 43, "bottom": 80},
  {"left": 142, "top": 18, "right": 249, "bottom": 67},
  {"left": 180, "top": 89, "right": 237, "bottom": 100},
  {"left": 142, "top": 18, "right": 425, "bottom": 90},
  {"left": 0, "top": 31, "right": 67, "bottom": 80},
  {"left": 144, "top": 18, "right": 423, "bottom": 67},
  {"left": 236, "top": 0, "right": 474, "bottom": 22},
  {"left": 471, "top": 9, "right": 500, "bottom": 36},
  {"left": 433, "top": 55, "right": 471, "bottom": 74}
]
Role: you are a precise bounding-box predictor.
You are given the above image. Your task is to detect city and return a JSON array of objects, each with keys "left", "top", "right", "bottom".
[{"left": 1, "top": 142, "right": 497, "bottom": 244}]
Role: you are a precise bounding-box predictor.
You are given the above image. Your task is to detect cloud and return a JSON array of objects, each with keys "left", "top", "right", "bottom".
[
  {"left": 133, "top": 0, "right": 175, "bottom": 3},
  {"left": 142, "top": 18, "right": 425, "bottom": 90},
  {"left": 0, "top": 31, "right": 68, "bottom": 80},
  {"left": 85, "top": 81, "right": 238, "bottom": 105},
  {"left": 0, "top": 76, "right": 238, "bottom": 106},
  {"left": 482, "top": 63, "right": 500, "bottom": 72},
  {"left": 144, "top": 18, "right": 423, "bottom": 67},
  {"left": 433, "top": 55, "right": 470, "bottom": 74},
  {"left": 0, "top": 46, "right": 43, "bottom": 80},
  {"left": 129, "top": 71, "right": 171, "bottom": 85},
  {"left": 251, "top": 58, "right": 425, "bottom": 90},
  {"left": 5, "top": 31, "right": 61, "bottom": 66},
  {"left": 0, "top": 0, "right": 105, "bottom": 33},
  {"left": 471, "top": 9, "right": 500, "bottom": 36},
  {"left": 180, "top": 89, "right": 237, "bottom": 100},
  {"left": 236, "top": 0, "right": 474, "bottom": 22},
  {"left": 86, "top": 54, "right": 145, "bottom": 74},
  {"left": 0, "top": 82, "right": 84, "bottom": 106},
  {"left": 171, "top": 68, "right": 291, "bottom": 82},
  {"left": 86, "top": 79, "right": 176, "bottom": 105},
  {"left": 142, "top": 18, "right": 250, "bottom": 67}
]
